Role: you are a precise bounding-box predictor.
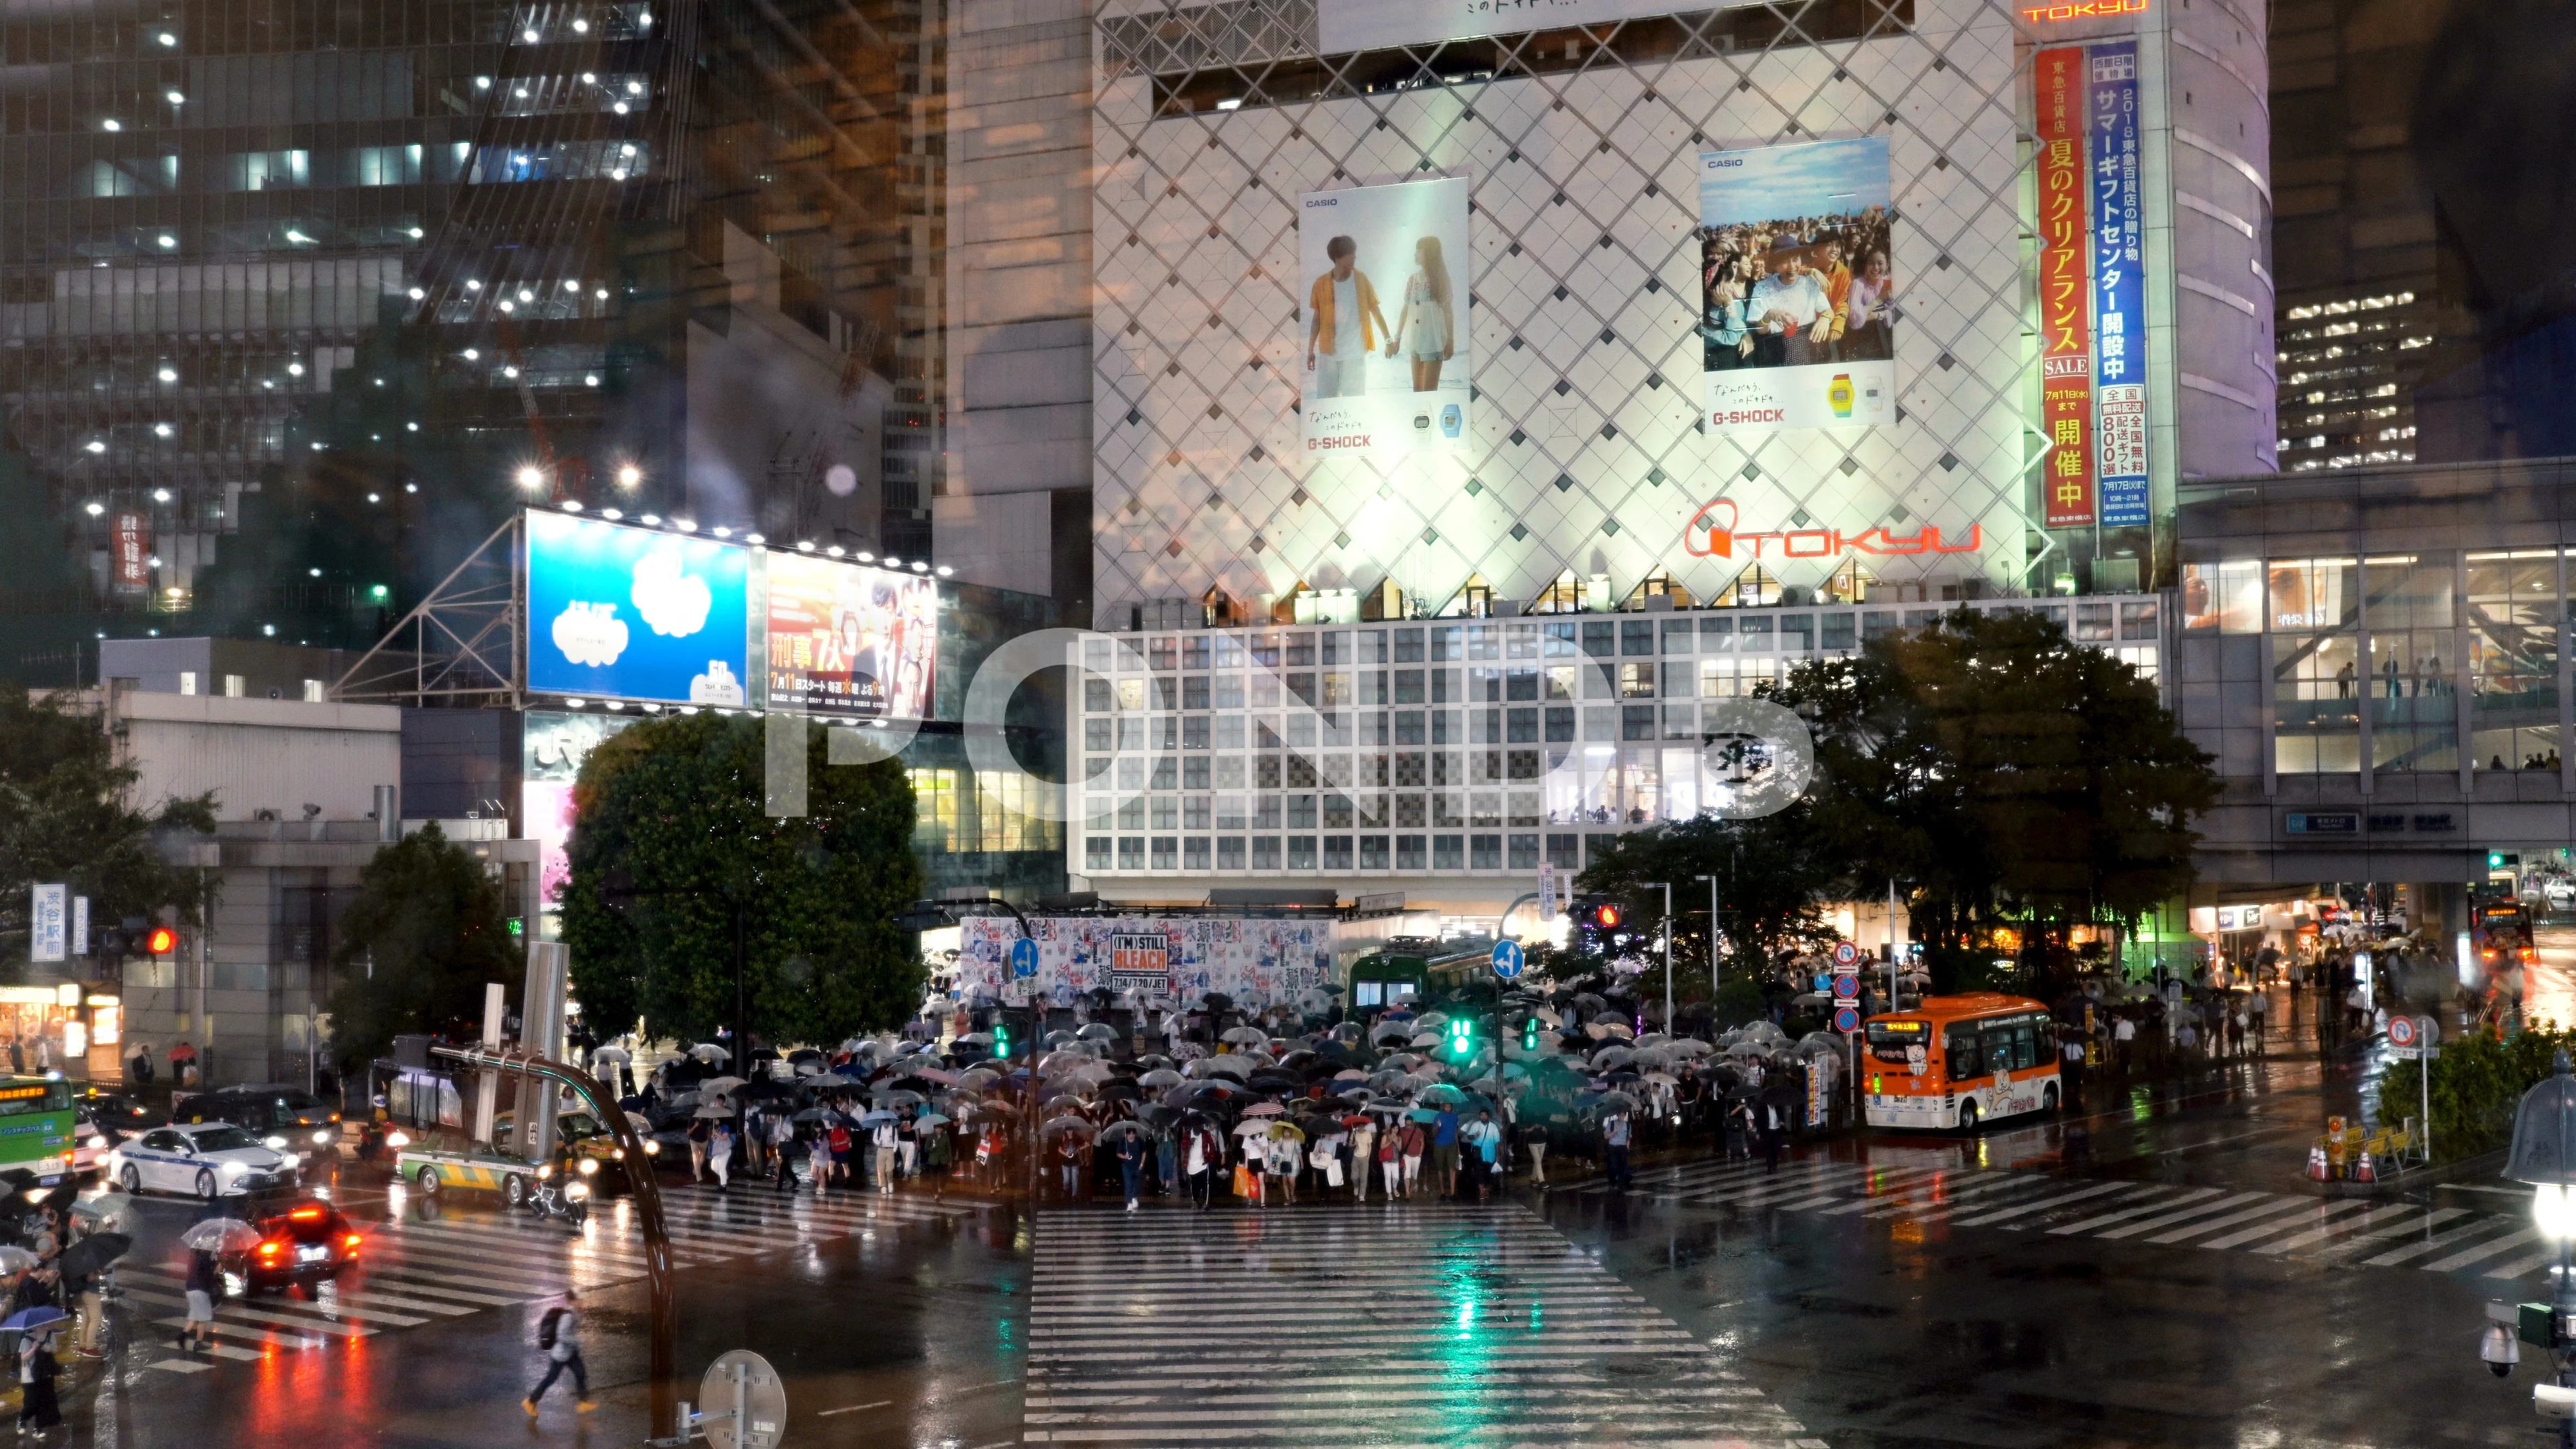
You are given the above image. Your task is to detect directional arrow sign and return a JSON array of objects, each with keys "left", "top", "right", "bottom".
[
  {"left": 1491, "top": 939, "right": 1525, "bottom": 980},
  {"left": 1010, "top": 937, "right": 1040, "bottom": 979}
]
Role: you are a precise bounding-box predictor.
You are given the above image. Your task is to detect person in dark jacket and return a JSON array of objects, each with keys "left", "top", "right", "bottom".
[{"left": 16, "top": 1329, "right": 59, "bottom": 1432}]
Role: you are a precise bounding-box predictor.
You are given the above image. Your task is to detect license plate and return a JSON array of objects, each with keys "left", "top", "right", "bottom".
[{"left": 297, "top": 1245, "right": 327, "bottom": 1263}]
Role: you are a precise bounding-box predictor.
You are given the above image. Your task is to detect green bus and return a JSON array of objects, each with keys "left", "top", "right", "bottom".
[
  {"left": 0, "top": 1078, "right": 77, "bottom": 1189},
  {"left": 1346, "top": 939, "right": 1495, "bottom": 1010}
]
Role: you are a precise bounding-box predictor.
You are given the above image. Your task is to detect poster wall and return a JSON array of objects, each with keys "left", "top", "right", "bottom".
[
  {"left": 955, "top": 915, "right": 1336, "bottom": 1009},
  {"left": 764, "top": 553, "right": 937, "bottom": 718},
  {"left": 2088, "top": 40, "right": 2150, "bottom": 529},
  {"left": 1299, "top": 176, "right": 1472, "bottom": 461},
  {"left": 1318, "top": 0, "right": 1713, "bottom": 54},
  {"left": 526, "top": 511, "right": 751, "bottom": 704},
  {"left": 2035, "top": 46, "right": 2097, "bottom": 530},
  {"left": 1697, "top": 136, "right": 1895, "bottom": 437}
]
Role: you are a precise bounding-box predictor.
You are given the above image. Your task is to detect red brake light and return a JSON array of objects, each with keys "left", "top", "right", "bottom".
[
  {"left": 256, "top": 1240, "right": 282, "bottom": 1258},
  {"left": 342, "top": 1233, "right": 362, "bottom": 1252},
  {"left": 288, "top": 1206, "right": 323, "bottom": 1221}
]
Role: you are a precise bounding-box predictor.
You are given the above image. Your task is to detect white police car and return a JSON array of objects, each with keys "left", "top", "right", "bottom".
[{"left": 105, "top": 1122, "right": 299, "bottom": 1199}]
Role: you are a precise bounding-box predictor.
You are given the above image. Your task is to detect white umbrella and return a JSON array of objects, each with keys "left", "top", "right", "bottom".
[
  {"left": 694, "top": 1103, "right": 737, "bottom": 1119},
  {"left": 690, "top": 1043, "right": 732, "bottom": 1063},
  {"left": 181, "top": 1220, "right": 261, "bottom": 1253},
  {"left": 1219, "top": 1026, "right": 1268, "bottom": 1046},
  {"left": 589, "top": 1046, "right": 631, "bottom": 1065},
  {"left": 700, "top": 1075, "right": 747, "bottom": 1095}
]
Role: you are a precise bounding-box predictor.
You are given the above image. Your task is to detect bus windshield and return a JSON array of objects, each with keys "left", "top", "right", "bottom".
[{"left": 1865, "top": 1019, "right": 1927, "bottom": 1065}]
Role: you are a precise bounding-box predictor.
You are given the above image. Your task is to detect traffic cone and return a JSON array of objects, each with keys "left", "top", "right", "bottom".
[
  {"left": 2307, "top": 1142, "right": 2329, "bottom": 1181},
  {"left": 2355, "top": 1152, "right": 2376, "bottom": 1184}
]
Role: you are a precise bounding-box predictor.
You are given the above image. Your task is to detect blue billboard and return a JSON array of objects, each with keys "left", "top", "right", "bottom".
[{"left": 525, "top": 511, "right": 751, "bottom": 704}]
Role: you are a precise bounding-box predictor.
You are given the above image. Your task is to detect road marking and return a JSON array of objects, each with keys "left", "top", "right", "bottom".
[{"left": 818, "top": 1400, "right": 893, "bottom": 1416}]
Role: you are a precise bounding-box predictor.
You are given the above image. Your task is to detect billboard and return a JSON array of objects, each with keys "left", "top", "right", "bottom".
[
  {"left": 763, "top": 553, "right": 936, "bottom": 718},
  {"left": 2089, "top": 40, "right": 2150, "bottom": 529},
  {"left": 525, "top": 511, "right": 751, "bottom": 704},
  {"left": 2035, "top": 46, "right": 2096, "bottom": 529},
  {"left": 957, "top": 915, "right": 1334, "bottom": 1008},
  {"left": 1317, "top": 0, "right": 1722, "bottom": 55},
  {"left": 1299, "top": 176, "right": 1472, "bottom": 461},
  {"left": 1697, "top": 136, "right": 1895, "bottom": 437}
]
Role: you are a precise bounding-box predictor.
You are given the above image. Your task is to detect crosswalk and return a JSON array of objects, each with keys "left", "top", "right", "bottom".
[
  {"left": 117, "top": 1184, "right": 983, "bottom": 1373},
  {"left": 1572, "top": 1156, "right": 2565, "bottom": 1284},
  {"left": 1026, "top": 1206, "right": 1829, "bottom": 1448}
]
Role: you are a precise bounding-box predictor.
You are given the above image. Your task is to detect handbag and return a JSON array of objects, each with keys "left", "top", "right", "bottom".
[{"left": 1232, "top": 1164, "right": 1257, "bottom": 1199}]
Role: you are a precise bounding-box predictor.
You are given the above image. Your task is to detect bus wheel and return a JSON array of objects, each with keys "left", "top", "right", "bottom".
[
  {"left": 2042, "top": 1083, "right": 2060, "bottom": 1115},
  {"left": 1955, "top": 1101, "right": 1980, "bottom": 1133}
]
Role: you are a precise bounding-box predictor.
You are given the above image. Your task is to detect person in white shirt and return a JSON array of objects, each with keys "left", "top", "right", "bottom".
[
  {"left": 1305, "top": 235, "right": 1391, "bottom": 400},
  {"left": 1748, "top": 253, "right": 1829, "bottom": 367}
]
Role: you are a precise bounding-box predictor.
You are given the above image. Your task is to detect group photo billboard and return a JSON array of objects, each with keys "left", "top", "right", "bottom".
[
  {"left": 764, "top": 553, "right": 938, "bottom": 718},
  {"left": 525, "top": 510, "right": 751, "bottom": 704},
  {"left": 1299, "top": 176, "right": 1472, "bottom": 462},
  {"left": 1697, "top": 136, "right": 1896, "bottom": 437}
]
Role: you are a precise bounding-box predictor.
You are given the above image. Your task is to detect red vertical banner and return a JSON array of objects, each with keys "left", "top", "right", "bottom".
[{"left": 2035, "top": 46, "right": 2096, "bottom": 530}]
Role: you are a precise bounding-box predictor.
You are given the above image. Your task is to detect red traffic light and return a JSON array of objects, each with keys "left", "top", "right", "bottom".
[
  {"left": 145, "top": 926, "right": 177, "bottom": 955},
  {"left": 1593, "top": 904, "right": 1621, "bottom": 930}
]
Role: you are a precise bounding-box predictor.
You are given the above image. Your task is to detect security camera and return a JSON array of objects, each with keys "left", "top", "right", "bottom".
[{"left": 2483, "top": 1322, "right": 2521, "bottom": 1378}]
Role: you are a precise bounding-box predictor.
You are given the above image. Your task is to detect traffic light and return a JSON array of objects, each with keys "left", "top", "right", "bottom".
[
  {"left": 1592, "top": 902, "right": 1622, "bottom": 930},
  {"left": 1521, "top": 1015, "right": 1541, "bottom": 1052},
  {"left": 144, "top": 926, "right": 177, "bottom": 957},
  {"left": 1444, "top": 1017, "right": 1475, "bottom": 1061},
  {"left": 991, "top": 1017, "right": 1012, "bottom": 1059}
]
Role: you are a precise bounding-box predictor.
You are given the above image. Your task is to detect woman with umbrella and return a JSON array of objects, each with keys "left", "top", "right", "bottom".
[
  {"left": 11, "top": 1308, "right": 61, "bottom": 1432},
  {"left": 1180, "top": 1116, "right": 1223, "bottom": 1211}
]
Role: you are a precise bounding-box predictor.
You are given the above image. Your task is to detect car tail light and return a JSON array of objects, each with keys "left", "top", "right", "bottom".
[
  {"left": 342, "top": 1233, "right": 362, "bottom": 1253},
  {"left": 288, "top": 1206, "right": 323, "bottom": 1221},
  {"left": 257, "top": 1240, "right": 283, "bottom": 1259}
]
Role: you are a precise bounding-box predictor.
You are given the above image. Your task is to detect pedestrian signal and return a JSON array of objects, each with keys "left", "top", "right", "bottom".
[
  {"left": 1444, "top": 1018, "right": 1474, "bottom": 1061},
  {"left": 1521, "top": 1016, "right": 1541, "bottom": 1052},
  {"left": 991, "top": 1020, "right": 1010, "bottom": 1058}
]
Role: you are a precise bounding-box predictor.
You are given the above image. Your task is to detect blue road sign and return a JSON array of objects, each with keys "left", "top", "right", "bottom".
[
  {"left": 1010, "top": 937, "right": 1040, "bottom": 979},
  {"left": 1812, "top": 973, "right": 1833, "bottom": 993},
  {"left": 1831, "top": 974, "right": 1860, "bottom": 1001},
  {"left": 1491, "top": 940, "right": 1525, "bottom": 979},
  {"left": 1833, "top": 1006, "right": 1862, "bottom": 1033}
]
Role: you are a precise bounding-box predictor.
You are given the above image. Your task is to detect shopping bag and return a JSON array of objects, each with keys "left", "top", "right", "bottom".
[{"left": 1233, "top": 1164, "right": 1257, "bottom": 1199}]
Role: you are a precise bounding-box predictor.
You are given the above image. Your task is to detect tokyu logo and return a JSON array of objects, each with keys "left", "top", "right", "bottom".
[{"left": 1684, "top": 496, "right": 1984, "bottom": 559}]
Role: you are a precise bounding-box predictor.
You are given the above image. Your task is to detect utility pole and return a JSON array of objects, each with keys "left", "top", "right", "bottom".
[
  {"left": 1695, "top": 874, "right": 1719, "bottom": 991},
  {"left": 1649, "top": 882, "right": 1672, "bottom": 1030},
  {"left": 1887, "top": 878, "right": 1902, "bottom": 1013}
]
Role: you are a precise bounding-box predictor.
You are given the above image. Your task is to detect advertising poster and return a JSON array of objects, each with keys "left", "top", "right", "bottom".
[
  {"left": 521, "top": 710, "right": 636, "bottom": 908},
  {"left": 2089, "top": 40, "right": 2150, "bottom": 529},
  {"left": 112, "top": 513, "right": 150, "bottom": 588},
  {"left": 956, "top": 916, "right": 1335, "bottom": 1010},
  {"left": 1697, "top": 136, "right": 1895, "bottom": 437},
  {"left": 764, "top": 553, "right": 937, "bottom": 718},
  {"left": 1298, "top": 176, "right": 1472, "bottom": 461},
  {"left": 2035, "top": 46, "right": 2097, "bottom": 529},
  {"left": 1318, "top": 0, "right": 1715, "bottom": 54},
  {"left": 525, "top": 510, "right": 751, "bottom": 704}
]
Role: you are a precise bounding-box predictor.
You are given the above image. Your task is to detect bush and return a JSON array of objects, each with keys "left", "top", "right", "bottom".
[
  {"left": 2377, "top": 1024, "right": 2576, "bottom": 1160},
  {"left": 1711, "top": 978, "right": 1767, "bottom": 1030}
]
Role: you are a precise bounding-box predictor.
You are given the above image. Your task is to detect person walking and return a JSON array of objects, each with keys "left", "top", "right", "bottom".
[
  {"left": 824, "top": 1118, "right": 853, "bottom": 1193},
  {"left": 523, "top": 1287, "right": 596, "bottom": 1416},
  {"left": 2248, "top": 988, "right": 2269, "bottom": 1053},
  {"left": 896, "top": 1111, "right": 920, "bottom": 1182},
  {"left": 1155, "top": 1127, "right": 1177, "bottom": 1201},
  {"left": 1055, "top": 1131, "right": 1083, "bottom": 1203},
  {"left": 1115, "top": 1129, "right": 1147, "bottom": 1213},
  {"left": 16, "top": 1326, "right": 59, "bottom": 1434},
  {"left": 1463, "top": 1110, "right": 1503, "bottom": 1202},
  {"left": 1432, "top": 1106, "right": 1461, "bottom": 1199},
  {"left": 922, "top": 1118, "right": 951, "bottom": 1197},
  {"left": 1348, "top": 1119, "right": 1377, "bottom": 1204},
  {"left": 873, "top": 1116, "right": 900, "bottom": 1195},
  {"left": 1523, "top": 1122, "right": 1550, "bottom": 1185},
  {"left": 1377, "top": 1120, "right": 1402, "bottom": 1201},
  {"left": 687, "top": 1116, "right": 711, "bottom": 1183},
  {"left": 1603, "top": 1111, "right": 1633, "bottom": 1191},
  {"left": 710, "top": 1120, "right": 737, "bottom": 1192},
  {"left": 1399, "top": 1117, "right": 1426, "bottom": 1200},
  {"left": 178, "top": 1248, "right": 218, "bottom": 1355},
  {"left": 1184, "top": 1122, "right": 1220, "bottom": 1210}
]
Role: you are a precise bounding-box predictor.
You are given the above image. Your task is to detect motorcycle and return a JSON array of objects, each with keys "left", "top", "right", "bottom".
[{"left": 522, "top": 1160, "right": 592, "bottom": 1228}]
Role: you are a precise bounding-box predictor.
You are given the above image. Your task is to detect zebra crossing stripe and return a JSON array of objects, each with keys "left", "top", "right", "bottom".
[
  {"left": 2423, "top": 1226, "right": 2539, "bottom": 1273},
  {"left": 2267, "top": 1205, "right": 2466, "bottom": 1257},
  {"left": 2092, "top": 1190, "right": 2274, "bottom": 1242},
  {"left": 1945, "top": 1180, "right": 2139, "bottom": 1226},
  {"left": 2136, "top": 1195, "right": 2319, "bottom": 1246},
  {"left": 2047, "top": 1188, "right": 2217, "bottom": 1236},
  {"left": 2192, "top": 1199, "right": 2370, "bottom": 1250},
  {"left": 2363, "top": 1216, "right": 2519, "bottom": 1267}
]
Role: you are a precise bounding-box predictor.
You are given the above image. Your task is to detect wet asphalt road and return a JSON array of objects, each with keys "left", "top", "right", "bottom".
[{"left": 25, "top": 965, "right": 2570, "bottom": 1449}]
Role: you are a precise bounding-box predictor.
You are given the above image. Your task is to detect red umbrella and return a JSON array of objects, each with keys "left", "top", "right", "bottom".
[{"left": 167, "top": 1044, "right": 197, "bottom": 1061}]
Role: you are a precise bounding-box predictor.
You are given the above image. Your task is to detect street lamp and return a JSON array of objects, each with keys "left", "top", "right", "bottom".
[{"left": 2502, "top": 1049, "right": 2576, "bottom": 1432}]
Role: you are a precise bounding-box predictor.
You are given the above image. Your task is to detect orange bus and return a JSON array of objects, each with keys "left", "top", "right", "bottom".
[{"left": 1862, "top": 993, "right": 2061, "bottom": 1130}]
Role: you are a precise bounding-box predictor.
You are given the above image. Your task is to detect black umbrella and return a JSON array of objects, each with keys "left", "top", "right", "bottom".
[{"left": 58, "top": 1232, "right": 131, "bottom": 1279}]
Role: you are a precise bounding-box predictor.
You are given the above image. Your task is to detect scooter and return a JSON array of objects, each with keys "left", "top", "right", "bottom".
[{"left": 523, "top": 1161, "right": 592, "bottom": 1228}]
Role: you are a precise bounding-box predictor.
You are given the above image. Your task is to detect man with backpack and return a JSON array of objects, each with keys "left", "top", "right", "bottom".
[{"left": 524, "top": 1287, "right": 595, "bottom": 1416}]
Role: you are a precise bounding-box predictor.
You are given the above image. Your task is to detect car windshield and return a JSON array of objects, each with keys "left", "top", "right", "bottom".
[
  {"left": 190, "top": 1126, "right": 260, "bottom": 1152},
  {"left": 272, "top": 1092, "right": 327, "bottom": 1120}
]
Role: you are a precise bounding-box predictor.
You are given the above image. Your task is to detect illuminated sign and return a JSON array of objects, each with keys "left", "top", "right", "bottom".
[
  {"left": 2035, "top": 46, "right": 2096, "bottom": 529},
  {"left": 2022, "top": 0, "right": 2147, "bottom": 19},
  {"left": 0, "top": 1086, "right": 51, "bottom": 1102},
  {"left": 1684, "top": 497, "right": 1983, "bottom": 560}
]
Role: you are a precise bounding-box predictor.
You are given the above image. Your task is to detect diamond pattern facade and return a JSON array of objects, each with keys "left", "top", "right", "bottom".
[{"left": 1091, "top": 0, "right": 2049, "bottom": 621}]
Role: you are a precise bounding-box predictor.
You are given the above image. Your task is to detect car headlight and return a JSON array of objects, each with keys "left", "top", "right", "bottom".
[
  {"left": 262, "top": 1136, "right": 287, "bottom": 1150},
  {"left": 577, "top": 1157, "right": 598, "bottom": 1176},
  {"left": 219, "top": 1161, "right": 248, "bottom": 1177},
  {"left": 565, "top": 1181, "right": 590, "bottom": 1200},
  {"left": 313, "top": 1130, "right": 333, "bottom": 1146},
  {"left": 84, "top": 1137, "right": 105, "bottom": 1150},
  {"left": 643, "top": 1140, "right": 659, "bottom": 1155},
  {"left": 385, "top": 1131, "right": 409, "bottom": 1148}
]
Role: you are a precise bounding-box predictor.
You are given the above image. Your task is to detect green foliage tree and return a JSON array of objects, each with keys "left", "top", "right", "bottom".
[
  {"left": 0, "top": 687, "right": 215, "bottom": 960},
  {"left": 558, "top": 714, "right": 924, "bottom": 1049},
  {"left": 1770, "top": 607, "right": 2217, "bottom": 988},
  {"left": 1573, "top": 804, "right": 1844, "bottom": 996},
  {"left": 323, "top": 823, "right": 523, "bottom": 1071},
  {"left": 2379, "top": 1023, "right": 2576, "bottom": 1161}
]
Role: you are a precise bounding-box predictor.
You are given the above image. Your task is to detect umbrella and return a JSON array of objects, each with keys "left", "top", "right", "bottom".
[
  {"left": 1242, "top": 1102, "right": 1286, "bottom": 1118},
  {"left": 858, "top": 1110, "right": 898, "bottom": 1126},
  {"left": 624, "top": 1112, "right": 655, "bottom": 1133},
  {"left": 1, "top": 1308, "right": 66, "bottom": 1335},
  {"left": 0, "top": 1248, "right": 33, "bottom": 1275},
  {"left": 1219, "top": 1026, "right": 1269, "bottom": 1046},
  {"left": 700, "top": 1075, "right": 747, "bottom": 1096},
  {"left": 792, "top": 1108, "right": 831, "bottom": 1124},
  {"left": 690, "top": 1044, "right": 732, "bottom": 1063},
  {"left": 589, "top": 1046, "right": 631, "bottom": 1065},
  {"left": 1139, "top": 1069, "right": 1185, "bottom": 1088},
  {"left": 955, "top": 1032, "right": 994, "bottom": 1046},
  {"left": 56, "top": 1232, "right": 129, "bottom": 1278},
  {"left": 693, "top": 1103, "right": 736, "bottom": 1119},
  {"left": 64, "top": 1199, "right": 116, "bottom": 1226},
  {"left": 913, "top": 1113, "right": 952, "bottom": 1130},
  {"left": 1097, "top": 1120, "right": 1148, "bottom": 1142},
  {"left": 803, "top": 1073, "right": 858, "bottom": 1089},
  {"left": 1589, "top": 1091, "right": 1640, "bottom": 1114},
  {"left": 1265, "top": 1122, "right": 1306, "bottom": 1142},
  {"left": 1231, "top": 1120, "right": 1272, "bottom": 1138},
  {"left": 874, "top": 1089, "right": 926, "bottom": 1108},
  {"left": 1041, "top": 1118, "right": 1095, "bottom": 1139},
  {"left": 181, "top": 1220, "right": 261, "bottom": 1253},
  {"left": 1078, "top": 1024, "right": 1120, "bottom": 1042}
]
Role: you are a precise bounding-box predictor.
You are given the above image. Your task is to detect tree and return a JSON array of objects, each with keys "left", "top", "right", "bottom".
[
  {"left": 323, "top": 823, "right": 523, "bottom": 1071},
  {"left": 1771, "top": 607, "right": 2217, "bottom": 987},
  {"left": 0, "top": 687, "right": 215, "bottom": 962},
  {"left": 557, "top": 714, "right": 924, "bottom": 1049},
  {"left": 1574, "top": 804, "right": 1845, "bottom": 996}
]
